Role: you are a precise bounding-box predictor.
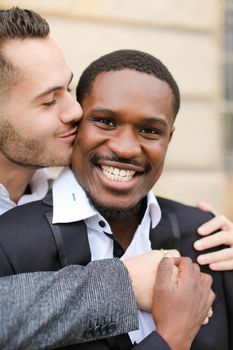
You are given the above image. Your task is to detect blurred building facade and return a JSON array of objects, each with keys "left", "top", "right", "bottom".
[{"left": 1, "top": 0, "right": 232, "bottom": 217}]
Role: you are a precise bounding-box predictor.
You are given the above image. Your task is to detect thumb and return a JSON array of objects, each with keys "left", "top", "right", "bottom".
[
  {"left": 156, "top": 257, "right": 176, "bottom": 286},
  {"left": 196, "top": 202, "right": 215, "bottom": 215}
]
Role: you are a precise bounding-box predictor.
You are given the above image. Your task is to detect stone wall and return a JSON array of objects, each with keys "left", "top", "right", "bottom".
[{"left": 1, "top": 0, "right": 228, "bottom": 215}]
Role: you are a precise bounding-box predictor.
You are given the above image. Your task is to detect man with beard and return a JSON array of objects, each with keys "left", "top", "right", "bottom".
[
  {"left": 0, "top": 8, "right": 180, "bottom": 350},
  {"left": 0, "top": 49, "right": 221, "bottom": 350},
  {"left": 0, "top": 6, "right": 231, "bottom": 350}
]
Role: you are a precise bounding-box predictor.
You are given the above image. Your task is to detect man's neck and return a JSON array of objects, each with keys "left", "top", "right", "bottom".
[
  {"left": 108, "top": 201, "right": 147, "bottom": 251},
  {"left": 0, "top": 154, "right": 36, "bottom": 204},
  {"left": 109, "top": 215, "right": 141, "bottom": 250}
]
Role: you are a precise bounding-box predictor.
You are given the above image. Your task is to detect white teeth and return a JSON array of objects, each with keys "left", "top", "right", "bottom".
[{"left": 101, "top": 166, "right": 136, "bottom": 182}]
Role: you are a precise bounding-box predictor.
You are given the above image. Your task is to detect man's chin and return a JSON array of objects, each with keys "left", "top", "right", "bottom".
[{"left": 87, "top": 195, "right": 142, "bottom": 220}]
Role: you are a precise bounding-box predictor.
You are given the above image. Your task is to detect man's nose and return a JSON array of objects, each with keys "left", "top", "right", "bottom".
[
  {"left": 60, "top": 93, "right": 83, "bottom": 124},
  {"left": 108, "top": 127, "right": 141, "bottom": 159}
]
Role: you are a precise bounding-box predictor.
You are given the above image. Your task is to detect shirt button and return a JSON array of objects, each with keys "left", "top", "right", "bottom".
[
  {"left": 101, "top": 324, "right": 109, "bottom": 336},
  {"left": 94, "top": 325, "right": 102, "bottom": 336},
  {"left": 84, "top": 328, "right": 94, "bottom": 338},
  {"left": 99, "top": 220, "right": 106, "bottom": 228}
]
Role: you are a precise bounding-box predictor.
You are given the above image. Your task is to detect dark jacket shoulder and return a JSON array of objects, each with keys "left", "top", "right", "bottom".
[
  {"left": 0, "top": 199, "right": 50, "bottom": 226},
  {"left": 0, "top": 199, "right": 59, "bottom": 275},
  {"left": 157, "top": 196, "right": 214, "bottom": 227}
]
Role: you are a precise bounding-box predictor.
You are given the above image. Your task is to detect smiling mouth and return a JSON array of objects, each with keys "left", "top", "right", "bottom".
[{"left": 101, "top": 165, "right": 136, "bottom": 182}]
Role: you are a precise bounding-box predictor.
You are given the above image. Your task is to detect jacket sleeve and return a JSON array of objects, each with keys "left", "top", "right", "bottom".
[
  {"left": 223, "top": 270, "right": 233, "bottom": 349},
  {"left": 0, "top": 259, "right": 138, "bottom": 350},
  {"left": 132, "top": 331, "right": 171, "bottom": 350}
]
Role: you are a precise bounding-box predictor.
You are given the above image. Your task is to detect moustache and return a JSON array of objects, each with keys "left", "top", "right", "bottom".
[{"left": 90, "top": 154, "right": 151, "bottom": 173}]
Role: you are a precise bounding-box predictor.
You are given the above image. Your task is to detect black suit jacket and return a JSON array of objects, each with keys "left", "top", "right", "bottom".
[{"left": 0, "top": 194, "right": 232, "bottom": 350}]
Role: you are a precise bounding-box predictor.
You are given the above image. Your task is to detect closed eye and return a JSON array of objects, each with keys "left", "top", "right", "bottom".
[{"left": 43, "top": 99, "right": 56, "bottom": 107}]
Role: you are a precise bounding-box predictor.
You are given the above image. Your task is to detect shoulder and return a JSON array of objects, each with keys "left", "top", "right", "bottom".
[
  {"left": 0, "top": 199, "right": 50, "bottom": 228},
  {"left": 157, "top": 196, "right": 214, "bottom": 227},
  {"left": 0, "top": 198, "right": 53, "bottom": 254}
]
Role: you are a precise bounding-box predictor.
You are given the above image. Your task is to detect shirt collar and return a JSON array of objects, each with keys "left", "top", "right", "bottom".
[
  {"left": 52, "top": 167, "right": 98, "bottom": 223},
  {"left": 52, "top": 167, "right": 161, "bottom": 226},
  {"left": 18, "top": 168, "right": 50, "bottom": 205},
  {"left": 145, "top": 190, "right": 161, "bottom": 228},
  {"left": 0, "top": 169, "right": 50, "bottom": 215}
]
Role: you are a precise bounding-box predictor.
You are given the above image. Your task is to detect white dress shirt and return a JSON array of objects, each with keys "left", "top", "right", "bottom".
[
  {"left": 0, "top": 169, "right": 50, "bottom": 215},
  {"left": 53, "top": 167, "right": 162, "bottom": 344}
]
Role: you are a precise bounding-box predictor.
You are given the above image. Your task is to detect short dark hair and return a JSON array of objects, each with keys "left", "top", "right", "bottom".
[
  {"left": 76, "top": 49, "right": 180, "bottom": 118},
  {"left": 0, "top": 7, "right": 50, "bottom": 93}
]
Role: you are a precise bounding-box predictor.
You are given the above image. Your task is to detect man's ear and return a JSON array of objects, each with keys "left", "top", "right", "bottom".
[{"left": 169, "top": 126, "right": 175, "bottom": 142}]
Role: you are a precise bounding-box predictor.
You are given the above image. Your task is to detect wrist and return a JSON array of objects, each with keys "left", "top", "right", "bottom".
[
  {"left": 123, "top": 259, "right": 152, "bottom": 311},
  {"left": 156, "top": 326, "right": 192, "bottom": 350}
]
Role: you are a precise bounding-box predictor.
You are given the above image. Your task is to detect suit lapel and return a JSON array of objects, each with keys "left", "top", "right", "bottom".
[
  {"left": 43, "top": 192, "right": 91, "bottom": 267},
  {"left": 150, "top": 207, "right": 181, "bottom": 250}
]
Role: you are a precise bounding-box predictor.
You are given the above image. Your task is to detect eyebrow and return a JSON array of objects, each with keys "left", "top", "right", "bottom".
[
  {"left": 89, "top": 108, "right": 116, "bottom": 117},
  {"left": 90, "top": 108, "right": 168, "bottom": 126},
  {"left": 34, "top": 72, "right": 73, "bottom": 100}
]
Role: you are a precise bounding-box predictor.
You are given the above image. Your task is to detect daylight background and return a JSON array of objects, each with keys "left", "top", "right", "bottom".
[{"left": 1, "top": 0, "right": 232, "bottom": 219}]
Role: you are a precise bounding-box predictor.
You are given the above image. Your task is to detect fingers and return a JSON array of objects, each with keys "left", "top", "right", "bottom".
[
  {"left": 202, "top": 317, "right": 209, "bottom": 325},
  {"left": 200, "top": 272, "right": 213, "bottom": 293},
  {"left": 194, "top": 205, "right": 233, "bottom": 271},
  {"left": 165, "top": 249, "right": 180, "bottom": 258},
  {"left": 156, "top": 257, "right": 175, "bottom": 283},
  {"left": 194, "top": 231, "right": 233, "bottom": 251},
  {"left": 156, "top": 256, "right": 184, "bottom": 289},
  {"left": 197, "top": 247, "right": 233, "bottom": 265},
  {"left": 196, "top": 202, "right": 216, "bottom": 214},
  {"left": 199, "top": 273, "right": 215, "bottom": 325},
  {"left": 208, "top": 307, "right": 214, "bottom": 318},
  {"left": 153, "top": 256, "right": 215, "bottom": 348},
  {"left": 209, "top": 260, "right": 233, "bottom": 271},
  {"left": 202, "top": 307, "right": 214, "bottom": 325},
  {"left": 197, "top": 247, "right": 233, "bottom": 270},
  {"left": 176, "top": 257, "right": 199, "bottom": 281},
  {"left": 197, "top": 215, "right": 232, "bottom": 237}
]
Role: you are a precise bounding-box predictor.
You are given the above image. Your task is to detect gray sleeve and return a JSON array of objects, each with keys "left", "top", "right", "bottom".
[{"left": 0, "top": 258, "right": 138, "bottom": 350}]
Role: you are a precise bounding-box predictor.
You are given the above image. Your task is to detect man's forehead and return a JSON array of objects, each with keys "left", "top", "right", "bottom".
[
  {"left": 3, "top": 36, "right": 64, "bottom": 69},
  {"left": 81, "top": 69, "right": 175, "bottom": 124},
  {"left": 87, "top": 70, "right": 173, "bottom": 105},
  {"left": 2, "top": 37, "right": 71, "bottom": 94},
  {"left": 89, "top": 70, "right": 171, "bottom": 97}
]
